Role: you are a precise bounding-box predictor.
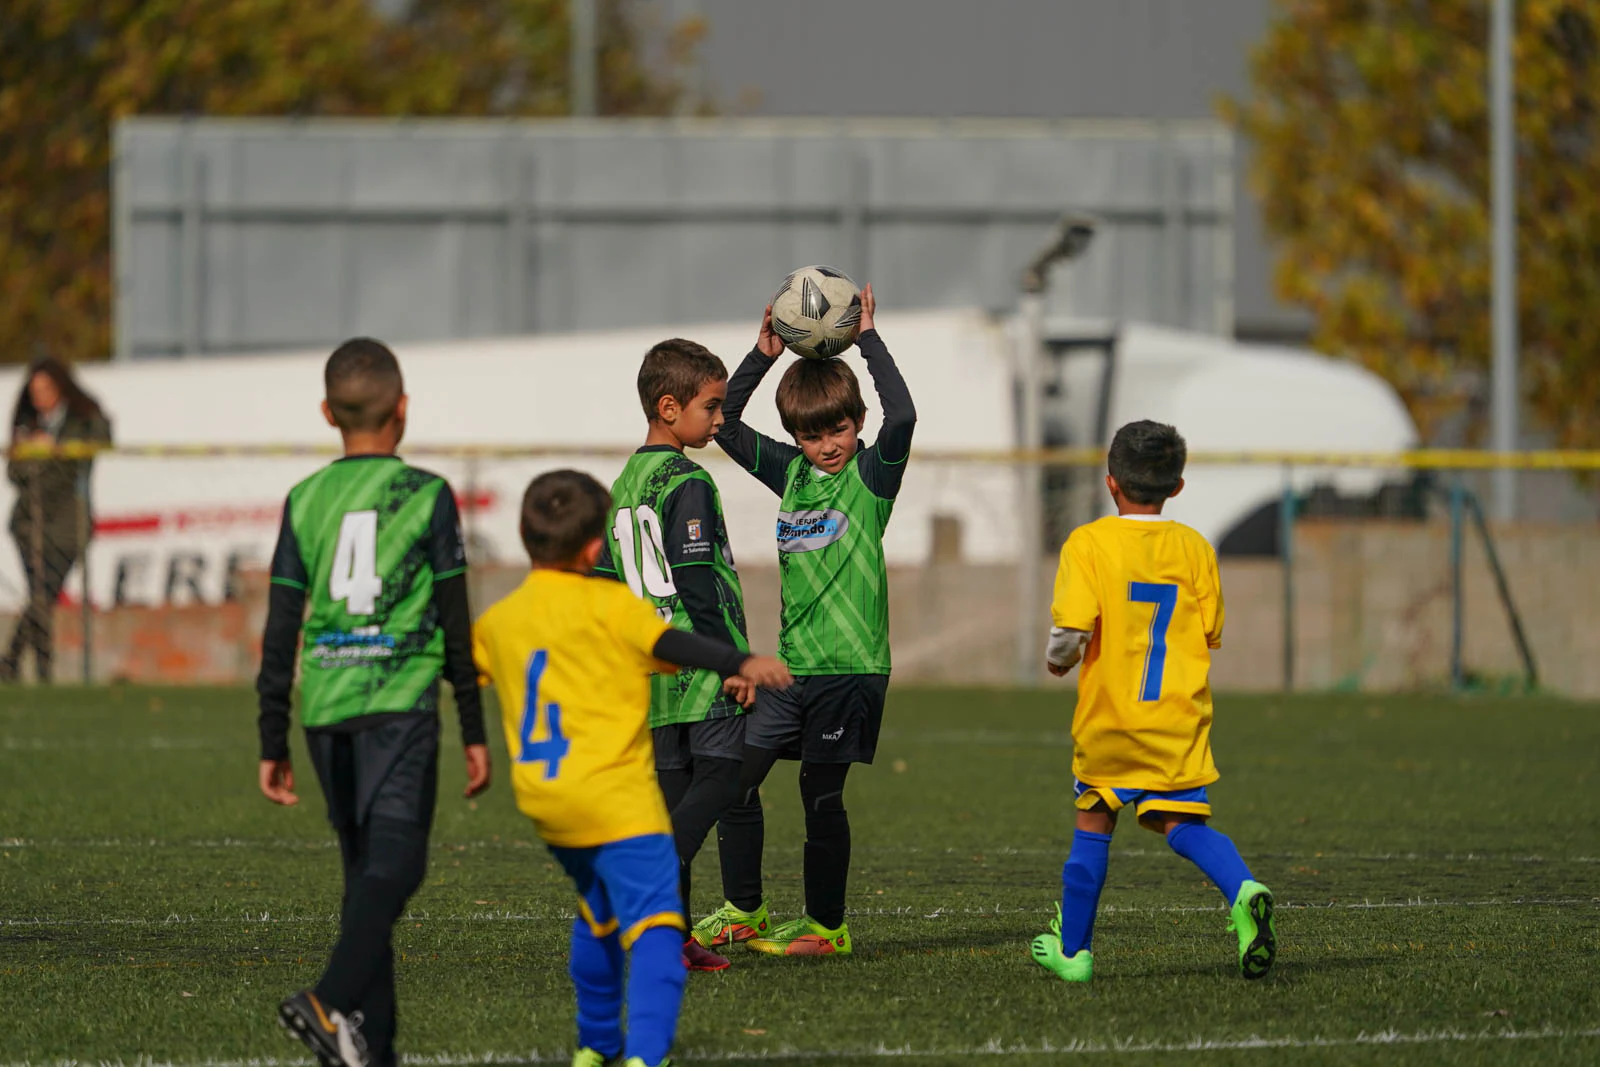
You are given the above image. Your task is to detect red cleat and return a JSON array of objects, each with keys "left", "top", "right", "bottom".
[{"left": 683, "top": 938, "right": 731, "bottom": 972}]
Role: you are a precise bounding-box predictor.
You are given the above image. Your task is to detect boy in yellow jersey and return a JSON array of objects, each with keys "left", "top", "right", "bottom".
[
  {"left": 473, "top": 471, "right": 790, "bottom": 1067},
  {"left": 1030, "top": 420, "right": 1276, "bottom": 984}
]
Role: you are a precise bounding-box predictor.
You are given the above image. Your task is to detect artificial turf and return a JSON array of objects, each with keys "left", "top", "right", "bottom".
[{"left": 1, "top": 686, "right": 1597, "bottom": 1065}]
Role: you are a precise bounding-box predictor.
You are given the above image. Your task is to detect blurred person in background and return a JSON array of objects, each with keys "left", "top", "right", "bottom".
[{"left": 1, "top": 359, "right": 111, "bottom": 683}]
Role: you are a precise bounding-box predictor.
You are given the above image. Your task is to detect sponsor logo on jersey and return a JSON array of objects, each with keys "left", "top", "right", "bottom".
[
  {"left": 822, "top": 726, "right": 845, "bottom": 741},
  {"left": 307, "top": 625, "right": 397, "bottom": 665},
  {"left": 776, "top": 509, "right": 850, "bottom": 553}
]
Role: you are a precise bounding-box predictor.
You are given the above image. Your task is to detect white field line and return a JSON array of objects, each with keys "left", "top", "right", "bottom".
[
  {"left": 4, "top": 896, "right": 1595, "bottom": 928},
  {"left": 3, "top": 837, "right": 1597, "bottom": 865},
  {"left": 3, "top": 1026, "right": 1599, "bottom": 1065}
]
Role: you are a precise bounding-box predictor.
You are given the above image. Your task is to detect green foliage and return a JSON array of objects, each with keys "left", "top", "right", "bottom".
[
  {"left": 1224, "top": 1, "right": 1600, "bottom": 446},
  {"left": 3, "top": 686, "right": 1600, "bottom": 1063},
  {"left": 0, "top": 0, "right": 702, "bottom": 365}
]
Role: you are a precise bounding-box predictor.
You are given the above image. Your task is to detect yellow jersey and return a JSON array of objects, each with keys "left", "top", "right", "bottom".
[
  {"left": 1051, "top": 514, "right": 1225, "bottom": 791},
  {"left": 473, "top": 569, "right": 674, "bottom": 849}
]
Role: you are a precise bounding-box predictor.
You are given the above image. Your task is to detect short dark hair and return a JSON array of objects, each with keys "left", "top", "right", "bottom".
[
  {"left": 774, "top": 358, "right": 867, "bottom": 437},
  {"left": 1107, "top": 420, "right": 1187, "bottom": 505},
  {"left": 325, "top": 338, "right": 404, "bottom": 432},
  {"left": 637, "top": 339, "right": 727, "bottom": 420},
  {"left": 520, "top": 470, "right": 611, "bottom": 565}
]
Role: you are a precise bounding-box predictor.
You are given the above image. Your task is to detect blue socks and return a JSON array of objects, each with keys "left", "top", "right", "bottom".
[
  {"left": 568, "top": 920, "right": 625, "bottom": 1058},
  {"left": 1167, "top": 821, "right": 1253, "bottom": 904},
  {"left": 568, "top": 922, "right": 686, "bottom": 1066},
  {"left": 1058, "top": 829, "right": 1112, "bottom": 955},
  {"left": 624, "top": 925, "right": 688, "bottom": 1066}
]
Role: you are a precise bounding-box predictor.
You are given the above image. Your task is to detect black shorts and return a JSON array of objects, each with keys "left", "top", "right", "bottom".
[
  {"left": 653, "top": 714, "right": 747, "bottom": 771},
  {"left": 744, "top": 674, "right": 889, "bottom": 765},
  {"left": 306, "top": 712, "right": 440, "bottom": 830}
]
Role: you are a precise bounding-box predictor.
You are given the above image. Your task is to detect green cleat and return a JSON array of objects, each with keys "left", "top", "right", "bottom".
[
  {"left": 1030, "top": 903, "right": 1093, "bottom": 982},
  {"left": 623, "top": 1059, "right": 670, "bottom": 1067},
  {"left": 691, "top": 900, "right": 770, "bottom": 948},
  {"left": 571, "top": 1050, "right": 618, "bottom": 1067},
  {"left": 747, "top": 914, "right": 852, "bottom": 956},
  {"left": 1228, "top": 880, "right": 1277, "bottom": 980}
]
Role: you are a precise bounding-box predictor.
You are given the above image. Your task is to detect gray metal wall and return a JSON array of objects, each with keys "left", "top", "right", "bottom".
[{"left": 114, "top": 118, "right": 1231, "bottom": 359}]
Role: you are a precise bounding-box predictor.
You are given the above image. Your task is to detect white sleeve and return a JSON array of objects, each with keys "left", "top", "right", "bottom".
[{"left": 1045, "top": 626, "right": 1090, "bottom": 669}]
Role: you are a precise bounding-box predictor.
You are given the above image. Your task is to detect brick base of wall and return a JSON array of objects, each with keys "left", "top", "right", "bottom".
[{"left": 9, "top": 521, "right": 1589, "bottom": 695}]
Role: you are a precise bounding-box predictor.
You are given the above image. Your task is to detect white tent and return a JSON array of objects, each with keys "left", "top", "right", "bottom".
[{"left": 1056, "top": 321, "right": 1420, "bottom": 544}]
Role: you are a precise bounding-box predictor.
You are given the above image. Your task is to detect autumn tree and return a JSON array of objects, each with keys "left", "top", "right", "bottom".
[
  {"left": 1224, "top": 0, "right": 1600, "bottom": 447},
  {"left": 0, "top": 0, "right": 702, "bottom": 365}
]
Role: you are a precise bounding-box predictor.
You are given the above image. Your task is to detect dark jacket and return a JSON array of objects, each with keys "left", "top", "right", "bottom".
[{"left": 8, "top": 409, "right": 113, "bottom": 555}]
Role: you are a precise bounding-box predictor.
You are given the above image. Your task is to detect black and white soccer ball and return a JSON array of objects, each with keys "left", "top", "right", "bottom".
[{"left": 770, "top": 266, "right": 863, "bottom": 360}]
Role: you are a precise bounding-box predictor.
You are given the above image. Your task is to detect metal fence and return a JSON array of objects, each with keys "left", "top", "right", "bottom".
[
  {"left": 113, "top": 117, "right": 1233, "bottom": 358},
  {"left": 2, "top": 445, "right": 1595, "bottom": 696}
]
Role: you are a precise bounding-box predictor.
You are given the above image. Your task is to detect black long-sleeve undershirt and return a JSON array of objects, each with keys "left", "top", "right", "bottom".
[
  {"left": 854, "top": 329, "right": 918, "bottom": 498},
  {"left": 659, "top": 474, "right": 739, "bottom": 651},
  {"left": 715, "top": 328, "right": 917, "bottom": 499},
  {"left": 256, "top": 579, "right": 304, "bottom": 762},
  {"left": 432, "top": 572, "right": 486, "bottom": 747},
  {"left": 652, "top": 627, "right": 748, "bottom": 679}
]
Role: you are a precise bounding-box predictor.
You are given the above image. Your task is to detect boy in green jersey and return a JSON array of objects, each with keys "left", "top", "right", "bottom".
[
  {"left": 595, "top": 339, "right": 753, "bottom": 972},
  {"left": 257, "top": 338, "right": 491, "bottom": 1067},
  {"left": 696, "top": 285, "right": 916, "bottom": 956}
]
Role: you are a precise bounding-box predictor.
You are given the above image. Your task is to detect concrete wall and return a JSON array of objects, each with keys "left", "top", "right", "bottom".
[{"left": 21, "top": 521, "right": 1594, "bottom": 697}]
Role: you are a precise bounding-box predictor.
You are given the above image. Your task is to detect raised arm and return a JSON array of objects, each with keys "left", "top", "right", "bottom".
[
  {"left": 853, "top": 288, "right": 917, "bottom": 499},
  {"left": 715, "top": 306, "right": 802, "bottom": 496}
]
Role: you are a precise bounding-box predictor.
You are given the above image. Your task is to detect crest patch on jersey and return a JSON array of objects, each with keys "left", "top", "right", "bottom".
[{"left": 687, "top": 519, "right": 702, "bottom": 541}]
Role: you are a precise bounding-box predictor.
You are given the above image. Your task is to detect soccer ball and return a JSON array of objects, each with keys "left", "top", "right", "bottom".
[{"left": 770, "top": 266, "right": 863, "bottom": 360}]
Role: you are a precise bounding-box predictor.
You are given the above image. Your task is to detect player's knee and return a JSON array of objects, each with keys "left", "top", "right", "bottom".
[
  {"left": 1163, "top": 816, "right": 1208, "bottom": 849},
  {"left": 798, "top": 763, "right": 849, "bottom": 813},
  {"left": 569, "top": 918, "right": 621, "bottom": 987},
  {"left": 700, "top": 757, "right": 745, "bottom": 812},
  {"left": 629, "top": 925, "right": 689, "bottom": 993},
  {"left": 361, "top": 818, "right": 430, "bottom": 897}
]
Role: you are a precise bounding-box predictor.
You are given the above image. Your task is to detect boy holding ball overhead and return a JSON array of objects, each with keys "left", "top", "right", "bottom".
[{"left": 695, "top": 280, "right": 917, "bottom": 956}]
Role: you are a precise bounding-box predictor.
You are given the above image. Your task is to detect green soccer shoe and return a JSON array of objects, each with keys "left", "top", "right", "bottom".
[
  {"left": 571, "top": 1049, "right": 618, "bottom": 1067},
  {"left": 691, "top": 900, "right": 770, "bottom": 948},
  {"left": 747, "top": 914, "right": 852, "bottom": 956},
  {"left": 623, "top": 1059, "right": 671, "bottom": 1067},
  {"left": 1228, "top": 880, "right": 1277, "bottom": 980},
  {"left": 1030, "top": 903, "right": 1093, "bottom": 982}
]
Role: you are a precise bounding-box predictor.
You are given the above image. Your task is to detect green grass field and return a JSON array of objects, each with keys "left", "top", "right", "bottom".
[{"left": 2, "top": 687, "right": 1598, "bottom": 1066}]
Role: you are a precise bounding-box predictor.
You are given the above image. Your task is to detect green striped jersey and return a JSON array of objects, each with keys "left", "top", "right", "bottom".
[
  {"left": 269, "top": 456, "right": 465, "bottom": 729},
  {"left": 596, "top": 446, "right": 750, "bottom": 727},
  {"left": 776, "top": 455, "right": 895, "bottom": 674}
]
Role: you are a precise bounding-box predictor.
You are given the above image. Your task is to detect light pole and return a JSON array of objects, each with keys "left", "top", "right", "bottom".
[
  {"left": 1490, "top": 0, "right": 1518, "bottom": 521},
  {"left": 1015, "top": 215, "right": 1098, "bottom": 684}
]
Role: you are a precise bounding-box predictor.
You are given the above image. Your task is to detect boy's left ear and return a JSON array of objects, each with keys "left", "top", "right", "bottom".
[
  {"left": 1169, "top": 477, "right": 1185, "bottom": 500},
  {"left": 320, "top": 399, "right": 338, "bottom": 428}
]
